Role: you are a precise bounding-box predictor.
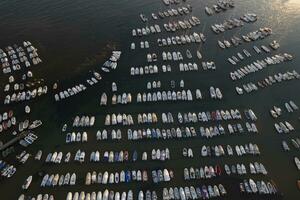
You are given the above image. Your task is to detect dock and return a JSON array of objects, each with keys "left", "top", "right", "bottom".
[{"left": 0, "top": 132, "right": 29, "bottom": 151}]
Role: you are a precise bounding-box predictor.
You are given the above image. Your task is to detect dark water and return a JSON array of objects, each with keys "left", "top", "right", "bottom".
[{"left": 0, "top": 0, "right": 300, "bottom": 199}]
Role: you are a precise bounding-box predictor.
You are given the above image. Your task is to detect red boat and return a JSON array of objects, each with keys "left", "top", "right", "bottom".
[
  {"left": 8, "top": 110, "right": 13, "bottom": 118},
  {"left": 215, "top": 165, "right": 222, "bottom": 176}
]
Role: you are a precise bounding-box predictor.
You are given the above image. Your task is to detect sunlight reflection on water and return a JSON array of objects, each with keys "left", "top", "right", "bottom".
[{"left": 253, "top": 0, "right": 300, "bottom": 42}]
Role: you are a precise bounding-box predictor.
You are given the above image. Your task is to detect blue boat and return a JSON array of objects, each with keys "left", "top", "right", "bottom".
[
  {"left": 125, "top": 170, "right": 131, "bottom": 182},
  {"left": 0, "top": 161, "right": 6, "bottom": 170},
  {"left": 114, "top": 152, "right": 119, "bottom": 162},
  {"left": 152, "top": 170, "right": 158, "bottom": 183},
  {"left": 132, "top": 150, "right": 137, "bottom": 162},
  {"left": 103, "top": 152, "right": 109, "bottom": 162},
  {"left": 151, "top": 129, "right": 157, "bottom": 138},
  {"left": 202, "top": 185, "right": 209, "bottom": 199}
]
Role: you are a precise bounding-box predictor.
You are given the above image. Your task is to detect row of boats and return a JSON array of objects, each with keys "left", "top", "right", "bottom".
[
  {"left": 44, "top": 149, "right": 142, "bottom": 164},
  {"left": 274, "top": 121, "right": 294, "bottom": 134},
  {"left": 130, "top": 65, "right": 169, "bottom": 76},
  {"left": 0, "top": 116, "right": 16, "bottom": 133},
  {"left": 105, "top": 108, "right": 253, "bottom": 128},
  {"left": 162, "top": 0, "right": 183, "bottom": 6},
  {"left": 130, "top": 41, "right": 149, "bottom": 50},
  {"left": 211, "top": 13, "right": 257, "bottom": 34},
  {"left": 89, "top": 150, "right": 139, "bottom": 163},
  {"left": 102, "top": 51, "right": 122, "bottom": 73},
  {"left": 111, "top": 93, "right": 132, "bottom": 105},
  {"left": 127, "top": 127, "right": 197, "bottom": 141},
  {"left": 282, "top": 138, "right": 300, "bottom": 151},
  {"left": 18, "top": 119, "right": 42, "bottom": 133},
  {"left": 182, "top": 148, "right": 193, "bottom": 157},
  {"left": 239, "top": 179, "right": 278, "bottom": 195},
  {"left": 147, "top": 80, "right": 162, "bottom": 89},
  {"left": 104, "top": 114, "right": 134, "bottom": 126},
  {"left": 269, "top": 100, "right": 298, "bottom": 118},
  {"left": 45, "top": 152, "right": 65, "bottom": 164},
  {"left": 155, "top": 5, "right": 192, "bottom": 20},
  {"left": 96, "top": 129, "right": 122, "bottom": 141},
  {"left": 198, "top": 122, "right": 258, "bottom": 138},
  {"left": 16, "top": 150, "right": 31, "bottom": 163},
  {"left": 132, "top": 25, "right": 161, "bottom": 37},
  {"left": 162, "top": 184, "right": 227, "bottom": 200},
  {"left": 85, "top": 169, "right": 149, "bottom": 185},
  {"left": 200, "top": 143, "right": 261, "bottom": 157},
  {"left": 136, "top": 89, "right": 199, "bottom": 103},
  {"left": 229, "top": 53, "right": 293, "bottom": 81},
  {"left": 66, "top": 190, "right": 134, "bottom": 200},
  {"left": 84, "top": 169, "right": 173, "bottom": 185},
  {"left": 235, "top": 70, "right": 300, "bottom": 95},
  {"left": 163, "top": 16, "right": 200, "bottom": 32},
  {"left": 18, "top": 194, "right": 54, "bottom": 200},
  {"left": 183, "top": 162, "right": 267, "bottom": 180},
  {"left": 1, "top": 41, "right": 42, "bottom": 74},
  {"left": 73, "top": 116, "right": 95, "bottom": 127},
  {"left": 66, "top": 132, "right": 88, "bottom": 143},
  {"left": 179, "top": 61, "right": 216, "bottom": 72},
  {"left": 0, "top": 110, "right": 14, "bottom": 131},
  {"left": 41, "top": 172, "right": 76, "bottom": 187},
  {"left": 125, "top": 122, "right": 254, "bottom": 141},
  {"left": 4, "top": 85, "right": 48, "bottom": 104},
  {"left": 209, "top": 87, "right": 223, "bottom": 99},
  {"left": 91, "top": 148, "right": 170, "bottom": 163},
  {"left": 217, "top": 27, "right": 272, "bottom": 49},
  {"left": 4, "top": 72, "right": 36, "bottom": 92},
  {"left": 157, "top": 32, "right": 205, "bottom": 47},
  {"left": 19, "top": 132, "right": 38, "bottom": 147},
  {"left": 0, "top": 160, "right": 16, "bottom": 178},
  {"left": 162, "top": 51, "right": 188, "bottom": 61},
  {"left": 205, "top": 0, "right": 234, "bottom": 16},
  {"left": 176, "top": 108, "right": 254, "bottom": 122},
  {"left": 54, "top": 71, "right": 102, "bottom": 101},
  {"left": 227, "top": 44, "right": 274, "bottom": 65}
]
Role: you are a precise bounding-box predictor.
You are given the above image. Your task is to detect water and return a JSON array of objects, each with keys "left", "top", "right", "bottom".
[{"left": 0, "top": 0, "right": 300, "bottom": 199}]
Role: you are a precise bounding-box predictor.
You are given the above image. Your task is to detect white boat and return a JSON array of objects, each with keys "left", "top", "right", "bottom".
[
  {"left": 218, "top": 40, "right": 225, "bottom": 49},
  {"left": 186, "top": 49, "right": 192, "bottom": 59},
  {"left": 215, "top": 88, "right": 223, "bottom": 99},
  {"left": 85, "top": 172, "right": 91, "bottom": 185},
  {"left": 210, "top": 87, "right": 216, "bottom": 99},
  {"left": 100, "top": 93, "right": 107, "bottom": 106},
  {"left": 196, "top": 50, "right": 202, "bottom": 59},
  {"left": 25, "top": 105, "right": 30, "bottom": 113},
  {"left": 295, "top": 157, "right": 300, "bottom": 170},
  {"left": 22, "top": 175, "right": 32, "bottom": 190},
  {"left": 28, "top": 120, "right": 42, "bottom": 129}
]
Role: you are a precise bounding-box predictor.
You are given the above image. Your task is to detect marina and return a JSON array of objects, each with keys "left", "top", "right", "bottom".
[{"left": 0, "top": 0, "right": 300, "bottom": 199}]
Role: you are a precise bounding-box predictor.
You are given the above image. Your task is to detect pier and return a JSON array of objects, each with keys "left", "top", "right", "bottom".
[{"left": 0, "top": 132, "right": 28, "bottom": 151}]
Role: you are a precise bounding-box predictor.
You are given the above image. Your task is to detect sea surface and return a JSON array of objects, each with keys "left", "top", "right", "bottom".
[{"left": 0, "top": 0, "right": 300, "bottom": 199}]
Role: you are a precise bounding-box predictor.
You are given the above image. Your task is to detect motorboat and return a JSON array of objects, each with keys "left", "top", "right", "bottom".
[
  {"left": 28, "top": 120, "right": 42, "bottom": 129},
  {"left": 22, "top": 175, "right": 32, "bottom": 190}
]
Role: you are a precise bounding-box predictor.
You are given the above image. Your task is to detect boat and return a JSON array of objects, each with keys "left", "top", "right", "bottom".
[
  {"left": 28, "top": 120, "right": 42, "bottom": 129},
  {"left": 249, "top": 179, "right": 258, "bottom": 193},
  {"left": 196, "top": 50, "right": 202, "bottom": 59},
  {"left": 218, "top": 40, "right": 225, "bottom": 49},
  {"left": 100, "top": 93, "right": 107, "bottom": 106},
  {"left": 140, "top": 14, "right": 148, "bottom": 22},
  {"left": 186, "top": 49, "right": 192, "bottom": 59},
  {"left": 25, "top": 105, "right": 30, "bottom": 113},
  {"left": 295, "top": 157, "right": 300, "bottom": 170},
  {"left": 35, "top": 150, "right": 42, "bottom": 160},
  {"left": 22, "top": 175, "right": 32, "bottom": 190}
]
